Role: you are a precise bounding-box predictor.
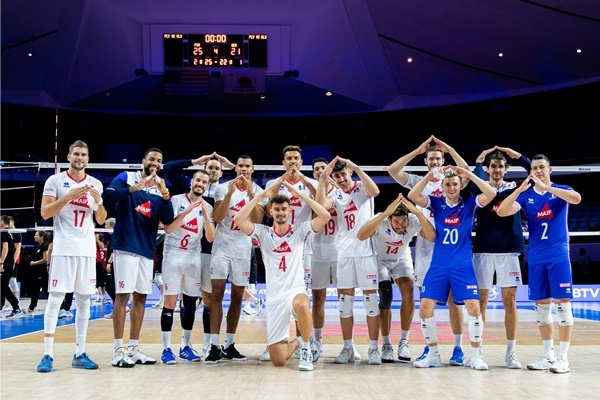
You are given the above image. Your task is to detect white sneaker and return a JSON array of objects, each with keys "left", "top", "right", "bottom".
[
  {"left": 334, "top": 346, "right": 355, "bottom": 364},
  {"left": 527, "top": 354, "right": 555, "bottom": 370},
  {"left": 397, "top": 340, "right": 411, "bottom": 362},
  {"left": 413, "top": 352, "right": 442, "bottom": 368},
  {"left": 104, "top": 312, "right": 113, "bottom": 319},
  {"left": 549, "top": 354, "right": 570, "bottom": 374},
  {"left": 352, "top": 342, "right": 361, "bottom": 361},
  {"left": 368, "top": 346, "right": 382, "bottom": 365},
  {"left": 65, "top": 311, "right": 73, "bottom": 318},
  {"left": 381, "top": 343, "right": 394, "bottom": 363},
  {"left": 298, "top": 348, "right": 314, "bottom": 371},
  {"left": 254, "top": 299, "right": 264, "bottom": 316},
  {"left": 505, "top": 351, "right": 522, "bottom": 369},
  {"left": 260, "top": 345, "right": 271, "bottom": 362},
  {"left": 111, "top": 347, "right": 135, "bottom": 368},
  {"left": 202, "top": 342, "right": 211, "bottom": 358},
  {"left": 466, "top": 355, "right": 489, "bottom": 370},
  {"left": 57, "top": 309, "right": 67, "bottom": 319},
  {"left": 243, "top": 303, "right": 256, "bottom": 315},
  {"left": 127, "top": 346, "right": 157, "bottom": 365},
  {"left": 151, "top": 302, "right": 163, "bottom": 309},
  {"left": 309, "top": 337, "right": 320, "bottom": 363}
]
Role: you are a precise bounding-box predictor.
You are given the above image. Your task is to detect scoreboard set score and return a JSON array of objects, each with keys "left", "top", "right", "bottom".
[{"left": 164, "top": 33, "right": 267, "bottom": 69}]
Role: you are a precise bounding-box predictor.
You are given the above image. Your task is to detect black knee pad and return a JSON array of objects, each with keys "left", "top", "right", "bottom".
[{"left": 378, "top": 280, "right": 393, "bottom": 310}]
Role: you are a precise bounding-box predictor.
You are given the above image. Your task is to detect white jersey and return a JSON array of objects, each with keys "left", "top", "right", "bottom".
[
  {"left": 253, "top": 222, "right": 313, "bottom": 304},
  {"left": 42, "top": 171, "right": 103, "bottom": 257},
  {"left": 164, "top": 193, "right": 214, "bottom": 254},
  {"left": 328, "top": 181, "right": 375, "bottom": 257},
  {"left": 212, "top": 179, "right": 267, "bottom": 258},
  {"left": 311, "top": 185, "right": 339, "bottom": 262},
  {"left": 402, "top": 173, "right": 443, "bottom": 257},
  {"left": 265, "top": 176, "right": 318, "bottom": 224},
  {"left": 370, "top": 212, "right": 421, "bottom": 261}
]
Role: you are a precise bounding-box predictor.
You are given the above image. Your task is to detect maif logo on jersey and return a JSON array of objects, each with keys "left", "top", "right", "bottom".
[
  {"left": 289, "top": 196, "right": 302, "bottom": 207},
  {"left": 431, "top": 188, "right": 443, "bottom": 197},
  {"left": 444, "top": 213, "right": 461, "bottom": 226},
  {"left": 536, "top": 204, "right": 553, "bottom": 219},
  {"left": 135, "top": 201, "right": 152, "bottom": 217},
  {"left": 70, "top": 196, "right": 91, "bottom": 208},
  {"left": 182, "top": 218, "right": 199, "bottom": 234},
  {"left": 491, "top": 199, "right": 503, "bottom": 213},
  {"left": 273, "top": 241, "right": 291, "bottom": 254},
  {"left": 343, "top": 200, "right": 358, "bottom": 214},
  {"left": 386, "top": 240, "right": 404, "bottom": 247},
  {"left": 230, "top": 199, "right": 246, "bottom": 213}
]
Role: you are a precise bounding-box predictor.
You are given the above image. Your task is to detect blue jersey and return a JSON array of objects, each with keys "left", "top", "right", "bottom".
[
  {"left": 428, "top": 195, "right": 478, "bottom": 269},
  {"left": 102, "top": 171, "right": 175, "bottom": 259},
  {"left": 516, "top": 183, "right": 572, "bottom": 264}
]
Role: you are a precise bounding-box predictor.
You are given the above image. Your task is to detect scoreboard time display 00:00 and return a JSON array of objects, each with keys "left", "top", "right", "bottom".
[{"left": 164, "top": 33, "right": 267, "bottom": 69}]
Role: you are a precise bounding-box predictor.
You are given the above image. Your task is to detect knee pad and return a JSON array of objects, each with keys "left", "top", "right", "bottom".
[
  {"left": 420, "top": 316, "right": 438, "bottom": 345},
  {"left": 153, "top": 273, "right": 163, "bottom": 288},
  {"left": 8, "top": 277, "right": 18, "bottom": 292},
  {"left": 181, "top": 294, "right": 197, "bottom": 330},
  {"left": 378, "top": 280, "right": 393, "bottom": 310},
  {"left": 339, "top": 294, "right": 354, "bottom": 318},
  {"left": 363, "top": 293, "right": 380, "bottom": 317},
  {"left": 534, "top": 303, "right": 553, "bottom": 326},
  {"left": 468, "top": 315, "right": 484, "bottom": 343},
  {"left": 556, "top": 302, "right": 574, "bottom": 327},
  {"left": 75, "top": 294, "right": 91, "bottom": 320},
  {"left": 161, "top": 308, "right": 175, "bottom": 331}
]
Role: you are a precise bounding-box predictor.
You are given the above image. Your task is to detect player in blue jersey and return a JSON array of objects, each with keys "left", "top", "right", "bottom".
[
  {"left": 471, "top": 146, "right": 531, "bottom": 369},
  {"left": 102, "top": 147, "right": 175, "bottom": 368},
  {"left": 497, "top": 154, "right": 581, "bottom": 374},
  {"left": 408, "top": 166, "right": 496, "bottom": 370}
]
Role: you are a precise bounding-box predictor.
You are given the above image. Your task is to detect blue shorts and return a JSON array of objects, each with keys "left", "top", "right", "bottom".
[
  {"left": 528, "top": 260, "right": 573, "bottom": 301},
  {"left": 420, "top": 264, "right": 479, "bottom": 305}
]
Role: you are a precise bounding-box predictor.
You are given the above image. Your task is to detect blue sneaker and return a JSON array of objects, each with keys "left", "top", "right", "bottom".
[
  {"left": 415, "top": 346, "right": 429, "bottom": 362},
  {"left": 179, "top": 346, "right": 201, "bottom": 362},
  {"left": 72, "top": 353, "right": 99, "bottom": 369},
  {"left": 449, "top": 346, "right": 465, "bottom": 366},
  {"left": 161, "top": 348, "right": 177, "bottom": 365},
  {"left": 37, "top": 355, "right": 54, "bottom": 373}
]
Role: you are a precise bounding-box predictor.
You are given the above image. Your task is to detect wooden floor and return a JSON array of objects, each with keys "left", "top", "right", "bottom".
[{"left": 2, "top": 301, "right": 600, "bottom": 400}]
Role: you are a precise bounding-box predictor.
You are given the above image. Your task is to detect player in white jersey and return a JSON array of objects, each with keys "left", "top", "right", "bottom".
[
  {"left": 357, "top": 194, "right": 435, "bottom": 363},
  {"left": 36, "top": 140, "right": 107, "bottom": 373},
  {"left": 159, "top": 169, "right": 215, "bottom": 364},
  {"left": 234, "top": 178, "right": 330, "bottom": 371},
  {"left": 204, "top": 154, "right": 268, "bottom": 364},
  {"left": 316, "top": 156, "right": 382, "bottom": 365},
  {"left": 387, "top": 135, "right": 470, "bottom": 365}
]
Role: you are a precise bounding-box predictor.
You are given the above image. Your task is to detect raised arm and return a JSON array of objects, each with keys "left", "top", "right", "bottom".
[
  {"left": 387, "top": 135, "right": 434, "bottom": 186},
  {"left": 357, "top": 194, "right": 403, "bottom": 241},
  {"left": 283, "top": 181, "right": 330, "bottom": 232},
  {"left": 407, "top": 169, "right": 435, "bottom": 208},
  {"left": 450, "top": 166, "right": 497, "bottom": 207},
  {"left": 400, "top": 195, "right": 436, "bottom": 242},
  {"left": 163, "top": 198, "right": 203, "bottom": 234},
  {"left": 337, "top": 156, "right": 379, "bottom": 198},
  {"left": 233, "top": 183, "right": 278, "bottom": 236}
]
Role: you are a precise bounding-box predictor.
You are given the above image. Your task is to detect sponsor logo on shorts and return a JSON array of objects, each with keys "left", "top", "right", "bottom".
[{"left": 559, "top": 282, "right": 571, "bottom": 288}]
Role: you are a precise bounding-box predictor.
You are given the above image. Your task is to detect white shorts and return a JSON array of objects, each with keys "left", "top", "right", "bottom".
[
  {"left": 472, "top": 253, "right": 523, "bottom": 289},
  {"left": 48, "top": 255, "right": 96, "bottom": 295},
  {"left": 377, "top": 257, "right": 414, "bottom": 282},
  {"left": 337, "top": 255, "right": 378, "bottom": 290},
  {"left": 113, "top": 250, "right": 154, "bottom": 295},
  {"left": 414, "top": 251, "right": 433, "bottom": 287},
  {"left": 200, "top": 253, "right": 212, "bottom": 293},
  {"left": 162, "top": 252, "right": 201, "bottom": 297},
  {"left": 310, "top": 260, "right": 338, "bottom": 290},
  {"left": 266, "top": 288, "right": 307, "bottom": 345},
  {"left": 210, "top": 252, "right": 250, "bottom": 287}
]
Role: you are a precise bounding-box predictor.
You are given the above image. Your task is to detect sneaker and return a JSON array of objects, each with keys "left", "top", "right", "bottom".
[
  {"left": 151, "top": 302, "right": 163, "bottom": 309},
  {"left": 334, "top": 346, "right": 355, "bottom": 364},
  {"left": 2, "top": 303, "right": 11, "bottom": 311},
  {"left": 103, "top": 297, "right": 112, "bottom": 305},
  {"left": 111, "top": 347, "right": 135, "bottom": 368},
  {"left": 72, "top": 353, "right": 99, "bottom": 369},
  {"left": 293, "top": 346, "right": 301, "bottom": 359},
  {"left": 26, "top": 309, "right": 35, "bottom": 316},
  {"left": 127, "top": 345, "right": 157, "bottom": 364},
  {"left": 309, "top": 337, "right": 321, "bottom": 363},
  {"left": 505, "top": 351, "right": 522, "bottom": 369},
  {"left": 221, "top": 343, "right": 247, "bottom": 361},
  {"left": 397, "top": 340, "right": 411, "bottom": 362},
  {"left": 260, "top": 346, "right": 271, "bottom": 362},
  {"left": 416, "top": 345, "right": 429, "bottom": 362},
  {"left": 413, "top": 351, "right": 442, "bottom": 368},
  {"left": 298, "top": 347, "right": 314, "bottom": 371},
  {"left": 449, "top": 346, "right": 465, "bottom": 366},
  {"left": 6, "top": 309, "right": 25, "bottom": 318},
  {"left": 527, "top": 354, "right": 555, "bottom": 370},
  {"left": 381, "top": 343, "right": 394, "bottom": 363},
  {"left": 254, "top": 299, "right": 265, "bottom": 316},
  {"left": 204, "top": 344, "right": 223, "bottom": 364},
  {"left": 37, "top": 355, "right": 53, "bottom": 373},
  {"left": 466, "top": 356, "right": 489, "bottom": 370},
  {"left": 179, "top": 346, "right": 201, "bottom": 362},
  {"left": 104, "top": 312, "right": 113, "bottom": 319},
  {"left": 368, "top": 346, "right": 382, "bottom": 365},
  {"left": 243, "top": 302, "right": 256, "bottom": 315},
  {"left": 161, "top": 348, "right": 177, "bottom": 365},
  {"left": 201, "top": 341, "right": 211, "bottom": 358},
  {"left": 353, "top": 342, "right": 361, "bottom": 361},
  {"left": 549, "top": 354, "right": 570, "bottom": 374},
  {"left": 64, "top": 310, "right": 73, "bottom": 318}
]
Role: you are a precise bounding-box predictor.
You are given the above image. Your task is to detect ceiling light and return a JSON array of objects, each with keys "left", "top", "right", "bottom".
[
  {"left": 498, "top": 53, "right": 503, "bottom": 57},
  {"left": 577, "top": 49, "right": 582, "bottom": 53},
  {"left": 28, "top": 53, "right": 33, "bottom": 57},
  {"left": 325, "top": 91, "right": 332, "bottom": 96},
  {"left": 407, "top": 58, "right": 413, "bottom": 63}
]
